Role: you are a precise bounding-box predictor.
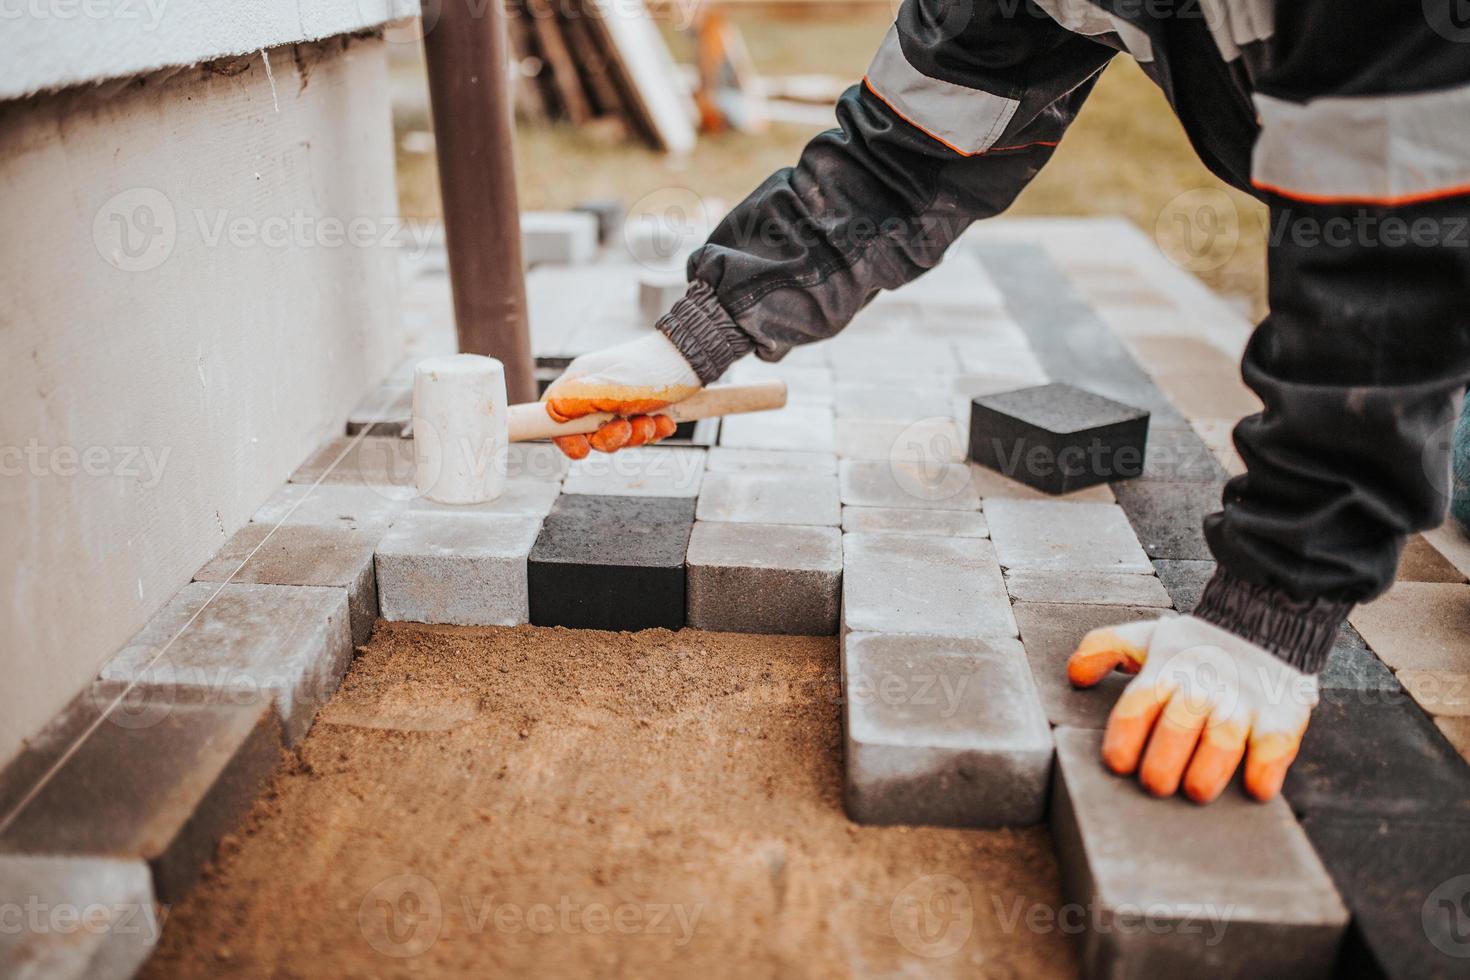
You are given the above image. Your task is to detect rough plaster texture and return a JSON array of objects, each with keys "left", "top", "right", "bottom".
[
  {"left": 0, "top": 39, "right": 402, "bottom": 768},
  {"left": 1, "top": 0, "right": 413, "bottom": 99}
]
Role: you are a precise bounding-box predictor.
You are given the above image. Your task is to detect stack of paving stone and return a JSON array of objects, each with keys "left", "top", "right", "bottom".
[{"left": 6, "top": 219, "right": 1469, "bottom": 979}]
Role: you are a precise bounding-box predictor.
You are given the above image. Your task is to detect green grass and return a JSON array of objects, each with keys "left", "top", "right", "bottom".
[{"left": 394, "top": 8, "right": 1265, "bottom": 314}]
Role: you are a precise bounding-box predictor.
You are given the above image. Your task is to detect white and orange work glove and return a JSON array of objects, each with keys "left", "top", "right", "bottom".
[
  {"left": 1067, "top": 616, "right": 1317, "bottom": 804},
  {"left": 542, "top": 333, "right": 703, "bottom": 458}
]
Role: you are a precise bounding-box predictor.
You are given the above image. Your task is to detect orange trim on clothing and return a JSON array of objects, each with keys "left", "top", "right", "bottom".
[{"left": 1251, "top": 177, "right": 1470, "bottom": 208}]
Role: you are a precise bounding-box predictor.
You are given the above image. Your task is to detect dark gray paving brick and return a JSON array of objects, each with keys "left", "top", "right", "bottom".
[
  {"left": 0, "top": 855, "right": 157, "bottom": 980},
  {"left": 1051, "top": 727, "right": 1347, "bottom": 980},
  {"left": 1284, "top": 698, "right": 1470, "bottom": 819},
  {"left": 1301, "top": 814, "right": 1470, "bottom": 980},
  {"left": 96, "top": 582, "right": 352, "bottom": 745},
  {"left": 529, "top": 495, "right": 694, "bottom": 631},
  {"left": 843, "top": 632, "right": 1052, "bottom": 827},
  {"left": 194, "top": 522, "right": 382, "bottom": 648},
  {"left": 1110, "top": 480, "right": 1223, "bottom": 560},
  {"left": 1139, "top": 423, "right": 1228, "bottom": 484},
  {"left": 969, "top": 383, "right": 1149, "bottom": 495},
  {"left": 0, "top": 703, "right": 282, "bottom": 904},
  {"left": 1013, "top": 603, "right": 1168, "bottom": 729},
  {"left": 686, "top": 522, "right": 841, "bottom": 635}
]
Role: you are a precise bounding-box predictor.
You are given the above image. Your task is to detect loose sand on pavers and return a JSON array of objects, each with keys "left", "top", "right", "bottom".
[{"left": 143, "top": 623, "right": 1072, "bottom": 979}]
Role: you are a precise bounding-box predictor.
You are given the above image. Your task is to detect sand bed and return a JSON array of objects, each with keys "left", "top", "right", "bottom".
[{"left": 144, "top": 622, "right": 1074, "bottom": 978}]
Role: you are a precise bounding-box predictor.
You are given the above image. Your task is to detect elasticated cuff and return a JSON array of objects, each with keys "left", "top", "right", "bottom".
[
  {"left": 1193, "top": 569, "right": 1353, "bottom": 674},
  {"left": 656, "top": 281, "right": 754, "bottom": 384}
]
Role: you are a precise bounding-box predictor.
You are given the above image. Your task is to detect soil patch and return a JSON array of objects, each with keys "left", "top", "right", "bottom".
[{"left": 144, "top": 623, "right": 1074, "bottom": 978}]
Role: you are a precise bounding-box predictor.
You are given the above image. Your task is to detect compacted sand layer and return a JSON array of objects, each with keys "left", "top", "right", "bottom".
[{"left": 144, "top": 623, "right": 1074, "bottom": 979}]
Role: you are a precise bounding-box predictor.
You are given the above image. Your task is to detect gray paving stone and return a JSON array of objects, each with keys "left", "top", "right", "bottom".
[
  {"left": 291, "top": 436, "right": 417, "bottom": 488},
  {"left": 705, "top": 447, "right": 837, "bottom": 475},
  {"left": 572, "top": 199, "right": 622, "bottom": 243},
  {"left": 96, "top": 581, "right": 352, "bottom": 745},
  {"left": 638, "top": 272, "right": 686, "bottom": 322},
  {"left": 840, "top": 506, "right": 988, "bottom": 538},
  {"left": 838, "top": 459, "right": 981, "bottom": 511},
  {"left": 841, "top": 533, "right": 1016, "bottom": 639},
  {"left": 832, "top": 384, "right": 958, "bottom": 423},
  {"left": 0, "top": 702, "right": 282, "bottom": 904},
  {"left": 843, "top": 632, "right": 1052, "bottom": 827},
  {"left": 970, "top": 460, "right": 1117, "bottom": 503},
  {"left": 506, "top": 442, "right": 572, "bottom": 482},
  {"left": 251, "top": 483, "right": 414, "bottom": 531},
  {"left": 686, "top": 522, "right": 841, "bottom": 634},
  {"left": 346, "top": 384, "right": 412, "bottom": 437},
  {"left": 985, "top": 499, "right": 1152, "bottom": 574},
  {"left": 718, "top": 403, "right": 835, "bottom": 453},
  {"left": 0, "top": 855, "right": 158, "bottom": 980},
  {"left": 529, "top": 495, "right": 695, "bottom": 631},
  {"left": 521, "top": 210, "right": 598, "bottom": 265},
  {"left": 193, "top": 523, "right": 381, "bottom": 648},
  {"left": 561, "top": 446, "right": 706, "bottom": 498},
  {"left": 695, "top": 471, "right": 840, "bottom": 526},
  {"left": 1051, "top": 727, "right": 1348, "bottom": 980},
  {"left": 1004, "top": 570, "right": 1171, "bottom": 607},
  {"left": 1013, "top": 603, "right": 1168, "bottom": 729},
  {"left": 405, "top": 477, "right": 561, "bottom": 518},
  {"left": 834, "top": 418, "right": 967, "bottom": 463},
  {"left": 375, "top": 513, "right": 542, "bottom": 627},
  {"left": 1110, "top": 480, "right": 1223, "bottom": 560}
]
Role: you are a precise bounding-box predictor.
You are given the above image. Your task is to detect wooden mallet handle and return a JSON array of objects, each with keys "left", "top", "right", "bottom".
[{"left": 506, "top": 380, "right": 787, "bottom": 442}]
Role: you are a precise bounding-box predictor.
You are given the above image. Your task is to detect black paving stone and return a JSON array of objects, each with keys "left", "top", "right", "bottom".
[
  {"left": 1139, "top": 423, "right": 1228, "bottom": 483},
  {"left": 968, "top": 383, "right": 1149, "bottom": 495},
  {"left": 1301, "top": 814, "right": 1470, "bottom": 980},
  {"left": 1284, "top": 697, "right": 1470, "bottom": 820},
  {"left": 1111, "top": 480, "right": 1223, "bottom": 560},
  {"left": 528, "top": 494, "right": 695, "bottom": 631}
]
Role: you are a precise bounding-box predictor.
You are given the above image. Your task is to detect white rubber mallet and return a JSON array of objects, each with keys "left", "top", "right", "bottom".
[{"left": 412, "top": 353, "right": 787, "bottom": 504}]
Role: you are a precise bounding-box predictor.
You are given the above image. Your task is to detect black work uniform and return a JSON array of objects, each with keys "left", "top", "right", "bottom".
[{"left": 657, "top": 0, "right": 1470, "bottom": 671}]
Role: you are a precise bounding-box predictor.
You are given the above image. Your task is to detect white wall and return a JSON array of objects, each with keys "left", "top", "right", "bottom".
[
  {"left": 0, "top": 0, "right": 417, "bottom": 99},
  {"left": 0, "top": 35, "right": 405, "bottom": 766}
]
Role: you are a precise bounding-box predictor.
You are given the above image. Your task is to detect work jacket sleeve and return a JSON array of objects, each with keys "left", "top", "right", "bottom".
[
  {"left": 1196, "top": 1, "right": 1470, "bottom": 672},
  {"left": 657, "top": 0, "right": 1116, "bottom": 383}
]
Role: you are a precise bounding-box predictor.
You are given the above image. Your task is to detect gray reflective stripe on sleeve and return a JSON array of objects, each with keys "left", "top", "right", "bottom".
[
  {"left": 1200, "top": 0, "right": 1273, "bottom": 61},
  {"left": 1253, "top": 85, "right": 1470, "bottom": 205},
  {"left": 1031, "top": 0, "right": 1154, "bottom": 61},
  {"left": 864, "top": 25, "right": 1019, "bottom": 155}
]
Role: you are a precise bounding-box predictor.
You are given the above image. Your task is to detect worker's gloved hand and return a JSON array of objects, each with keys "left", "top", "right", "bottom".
[
  {"left": 1066, "top": 616, "right": 1317, "bottom": 804},
  {"left": 542, "top": 333, "right": 702, "bottom": 458}
]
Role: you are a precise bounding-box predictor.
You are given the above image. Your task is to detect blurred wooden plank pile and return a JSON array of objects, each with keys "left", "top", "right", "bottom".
[{"left": 507, "top": 0, "right": 697, "bottom": 153}]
